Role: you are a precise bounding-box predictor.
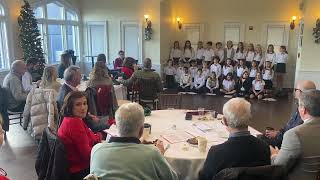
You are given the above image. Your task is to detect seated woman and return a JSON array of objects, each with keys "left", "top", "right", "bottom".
[
  {"left": 58, "top": 91, "right": 102, "bottom": 180},
  {"left": 87, "top": 61, "right": 118, "bottom": 117},
  {"left": 250, "top": 72, "right": 265, "bottom": 100},
  {"left": 178, "top": 67, "right": 192, "bottom": 92},
  {"left": 236, "top": 71, "right": 251, "bottom": 97},
  {"left": 120, "top": 57, "right": 136, "bottom": 79},
  {"left": 205, "top": 72, "right": 219, "bottom": 94},
  {"left": 192, "top": 69, "right": 205, "bottom": 94},
  {"left": 220, "top": 72, "right": 236, "bottom": 96},
  {"left": 39, "top": 66, "right": 61, "bottom": 93}
]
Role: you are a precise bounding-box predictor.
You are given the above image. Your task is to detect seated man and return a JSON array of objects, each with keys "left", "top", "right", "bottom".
[
  {"left": 2, "top": 60, "right": 28, "bottom": 112},
  {"left": 56, "top": 66, "right": 108, "bottom": 132},
  {"left": 271, "top": 89, "right": 320, "bottom": 180},
  {"left": 22, "top": 59, "right": 41, "bottom": 92},
  {"left": 199, "top": 98, "right": 270, "bottom": 180},
  {"left": 90, "top": 102, "right": 178, "bottom": 180},
  {"left": 260, "top": 80, "right": 316, "bottom": 148},
  {"left": 56, "top": 65, "right": 82, "bottom": 109},
  {"left": 120, "top": 58, "right": 162, "bottom": 99}
]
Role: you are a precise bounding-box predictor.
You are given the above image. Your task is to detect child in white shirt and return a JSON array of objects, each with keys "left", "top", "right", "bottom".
[
  {"left": 220, "top": 72, "right": 236, "bottom": 96},
  {"left": 203, "top": 41, "right": 215, "bottom": 63},
  {"left": 189, "top": 60, "right": 198, "bottom": 80},
  {"left": 224, "top": 40, "right": 235, "bottom": 62},
  {"left": 192, "top": 69, "right": 205, "bottom": 94},
  {"left": 236, "top": 59, "right": 249, "bottom": 79},
  {"left": 222, "top": 58, "right": 234, "bottom": 79},
  {"left": 250, "top": 72, "right": 265, "bottom": 100},
  {"left": 245, "top": 43, "right": 255, "bottom": 69},
  {"left": 163, "top": 59, "right": 176, "bottom": 88},
  {"left": 262, "top": 44, "right": 276, "bottom": 68},
  {"left": 178, "top": 67, "right": 192, "bottom": 92},
  {"left": 215, "top": 42, "right": 225, "bottom": 64},
  {"left": 202, "top": 61, "right": 211, "bottom": 79},
  {"left": 210, "top": 57, "right": 222, "bottom": 79},
  {"left": 249, "top": 60, "right": 259, "bottom": 83},
  {"left": 275, "top": 46, "right": 288, "bottom": 93},
  {"left": 175, "top": 60, "right": 185, "bottom": 83},
  {"left": 195, "top": 41, "right": 205, "bottom": 66},
  {"left": 262, "top": 61, "right": 274, "bottom": 97},
  {"left": 182, "top": 40, "right": 195, "bottom": 63},
  {"left": 170, "top": 41, "right": 182, "bottom": 65},
  {"left": 233, "top": 42, "right": 245, "bottom": 64},
  {"left": 205, "top": 72, "right": 219, "bottom": 94},
  {"left": 254, "top": 44, "right": 264, "bottom": 69}
]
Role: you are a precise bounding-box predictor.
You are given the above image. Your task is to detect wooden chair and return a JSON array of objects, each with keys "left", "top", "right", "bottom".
[
  {"left": 127, "top": 81, "right": 139, "bottom": 102},
  {"left": 137, "top": 78, "right": 160, "bottom": 110},
  {"left": 159, "top": 94, "right": 182, "bottom": 110}
]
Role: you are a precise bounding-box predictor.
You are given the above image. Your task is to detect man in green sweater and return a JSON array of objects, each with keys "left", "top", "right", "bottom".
[{"left": 90, "top": 103, "right": 178, "bottom": 180}]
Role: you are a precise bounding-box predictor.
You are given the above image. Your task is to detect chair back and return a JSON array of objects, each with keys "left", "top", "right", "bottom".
[
  {"left": 159, "top": 94, "right": 182, "bottom": 110},
  {"left": 213, "top": 165, "right": 287, "bottom": 180},
  {"left": 95, "top": 85, "right": 112, "bottom": 116},
  {"left": 137, "top": 78, "right": 159, "bottom": 101},
  {"left": 0, "top": 86, "right": 9, "bottom": 131}
]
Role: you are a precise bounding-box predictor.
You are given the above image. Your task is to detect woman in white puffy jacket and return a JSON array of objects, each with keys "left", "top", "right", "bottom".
[{"left": 22, "top": 88, "right": 58, "bottom": 140}]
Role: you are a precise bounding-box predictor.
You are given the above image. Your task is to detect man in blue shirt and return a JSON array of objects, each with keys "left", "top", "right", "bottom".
[{"left": 261, "top": 80, "right": 316, "bottom": 148}]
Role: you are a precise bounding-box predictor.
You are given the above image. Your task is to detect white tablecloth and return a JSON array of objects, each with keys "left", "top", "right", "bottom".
[
  {"left": 57, "top": 79, "right": 127, "bottom": 100},
  {"left": 143, "top": 110, "right": 262, "bottom": 180}
]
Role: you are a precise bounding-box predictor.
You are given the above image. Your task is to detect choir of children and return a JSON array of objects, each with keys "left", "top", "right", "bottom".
[{"left": 164, "top": 40, "right": 287, "bottom": 99}]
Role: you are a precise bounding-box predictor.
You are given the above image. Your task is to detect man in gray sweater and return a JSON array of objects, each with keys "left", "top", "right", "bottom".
[
  {"left": 2, "top": 60, "right": 28, "bottom": 112},
  {"left": 90, "top": 102, "right": 178, "bottom": 180}
]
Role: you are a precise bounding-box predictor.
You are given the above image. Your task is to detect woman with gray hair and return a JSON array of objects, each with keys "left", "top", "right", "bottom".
[
  {"left": 199, "top": 98, "right": 270, "bottom": 180},
  {"left": 90, "top": 103, "right": 178, "bottom": 180}
]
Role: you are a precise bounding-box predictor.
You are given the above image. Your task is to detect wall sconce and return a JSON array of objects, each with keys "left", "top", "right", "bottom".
[
  {"left": 144, "top": 14, "right": 152, "bottom": 40},
  {"left": 290, "top": 16, "right": 297, "bottom": 30},
  {"left": 177, "top": 17, "right": 182, "bottom": 30}
]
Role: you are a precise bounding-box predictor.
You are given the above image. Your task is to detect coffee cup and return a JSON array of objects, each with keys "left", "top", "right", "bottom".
[{"left": 142, "top": 123, "right": 152, "bottom": 140}]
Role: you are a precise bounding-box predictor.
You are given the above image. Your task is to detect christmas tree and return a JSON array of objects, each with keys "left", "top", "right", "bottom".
[{"left": 18, "top": 0, "right": 45, "bottom": 74}]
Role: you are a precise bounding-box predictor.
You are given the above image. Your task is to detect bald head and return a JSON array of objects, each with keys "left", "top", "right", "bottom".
[
  {"left": 295, "top": 80, "right": 317, "bottom": 99},
  {"left": 11, "top": 60, "right": 27, "bottom": 76}
]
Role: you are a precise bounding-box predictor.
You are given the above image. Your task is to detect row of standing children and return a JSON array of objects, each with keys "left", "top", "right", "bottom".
[{"left": 169, "top": 40, "right": 288, "bottom": 94}]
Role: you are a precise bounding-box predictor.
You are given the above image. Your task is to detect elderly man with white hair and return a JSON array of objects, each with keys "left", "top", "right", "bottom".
[
  {"left": 90, "top": 103, "right": 178, "bottom": 180},
  {"left": 2, "top": 60, "right": 28, "bottom": 112},
  {"left": 199, "top": 98, "right": 270, "bottom": 180}
]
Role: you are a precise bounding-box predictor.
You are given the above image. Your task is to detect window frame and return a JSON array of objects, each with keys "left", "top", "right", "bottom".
[
  {"left": 0, "top": 0, "right": 12, "bottom": 71},
  {"left": 224, "top": 22, "right": 245, "bottom": 49},
  {"left": 32, "top": 0, "right": 80, "bottom": 64}
]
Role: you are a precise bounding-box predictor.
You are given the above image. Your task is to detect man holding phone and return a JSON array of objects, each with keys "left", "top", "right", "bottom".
[{"left": 260, "top": 80, "right": 316, "bottom": 148}]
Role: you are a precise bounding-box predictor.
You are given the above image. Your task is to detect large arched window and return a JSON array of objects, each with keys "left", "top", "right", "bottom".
[
  {"left": 0, "top": 1, "right": 10, "bottom": 70},
  {"left": 33, "top": 0, "right": 80, "bottom": 64}
]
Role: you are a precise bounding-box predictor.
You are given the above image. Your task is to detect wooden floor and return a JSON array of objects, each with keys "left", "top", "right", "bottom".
[{"left": 0, "top": 93, "right": 296, "bottom": 180}]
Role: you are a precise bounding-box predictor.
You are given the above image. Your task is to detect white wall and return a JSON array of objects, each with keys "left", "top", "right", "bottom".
[
  {"left": 79, "top": 0, "right": 161, "bottom": 66},
  {"left": 295, "top": 0, "right": 320, "bottom": 88}
]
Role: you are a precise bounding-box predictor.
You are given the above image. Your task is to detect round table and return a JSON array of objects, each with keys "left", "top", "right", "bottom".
[{"left": 143, "top": 110, "right": 262, "bottom": 180}]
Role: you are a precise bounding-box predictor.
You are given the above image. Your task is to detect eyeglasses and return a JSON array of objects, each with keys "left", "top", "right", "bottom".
[{"left": 294, "top": 88, "right": 302, "bottom": 92}]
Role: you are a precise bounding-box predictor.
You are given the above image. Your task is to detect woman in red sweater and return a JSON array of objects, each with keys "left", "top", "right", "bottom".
[
  {"left": 120, "top": 57, "right": 137, "bottom": 79},
  {"left": 58, "top": 91, "right": 102, "bottom": 180}
]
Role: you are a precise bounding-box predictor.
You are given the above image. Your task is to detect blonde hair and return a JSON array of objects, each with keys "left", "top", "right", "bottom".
[
  {"left": 89, "top": 61, "right": 111, "bottom": 81},
  {"left": 40, "top": 66, "right": 57, "bottom": 88}
]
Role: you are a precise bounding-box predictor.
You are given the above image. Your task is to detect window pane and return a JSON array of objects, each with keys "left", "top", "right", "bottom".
[
  {"left": 67, "top": 25, "right": 78, "bottom": 54},
  {"left": 47, "top": 3, "right": 63, "bottom": 20},
  {"left": 267, "top": 26, "right": 285, "bottom": 54},
  {"left": 225, "top": 27, "right": 240, "bottom": 45},
  {"left": 88, "top": 24, "right": 105, "bottom": 57},
  {"left": 0, "top": 4, "right": 4, "bottom": 16},
  {"left": 0, "top": 22, "right": 9, "bottom": 70},
  {"left": 34, "top": 6, "right": 43, "bottom": 18},
  {"left": 48, "top": 24, "right": 63, "bottom": 63},
  {"left": 67, "top": 11, "right": 77, "bottom": 21}
]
